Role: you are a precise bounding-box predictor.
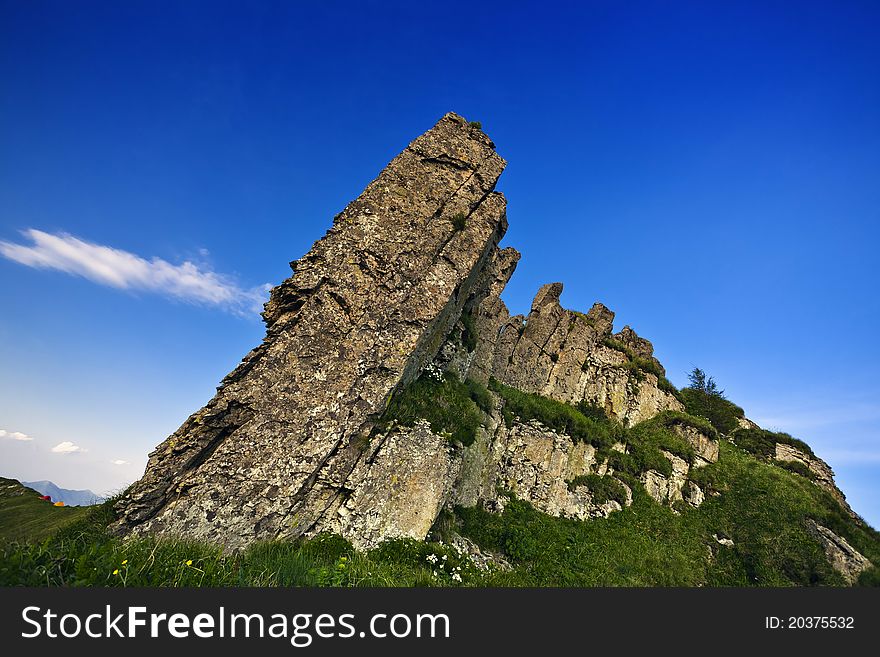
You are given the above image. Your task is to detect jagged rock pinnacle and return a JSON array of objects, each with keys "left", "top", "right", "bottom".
[{"left": 114, "top": 112, "right": 509, "bottom": 548}]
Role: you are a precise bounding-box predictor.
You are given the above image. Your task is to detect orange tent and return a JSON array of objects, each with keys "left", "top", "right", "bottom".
[{"left": 53, "top": 501, "right": 65, "bottom": 507}]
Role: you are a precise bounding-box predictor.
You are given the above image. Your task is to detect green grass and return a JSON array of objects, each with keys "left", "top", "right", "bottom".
[
  {"left": 651, "top": 410, "right": 719, "bottom": 440},
  {"left": 598, "top": 411, "right": 712, "bottom": 479},
  {"left": 459, "top": 310, "right": 478, "bottom": 352},
  {"left": 0, "top": 478, "right": 90, "bottom": 543},
  {"left": 376, "top": 371, "right": 488, "bottom": 446},
  {"left": 2, "top": 442, "right": 878, "bottom": 587},
  {"left": 733, "top": 426, "right": 816, "bottom": 459},
  {"left": 774, "top": 459, "right": 817, "bottom": 481},
  {"left": 455, "top": 441, "right": 880, "bottom": 586},
  {"left": 488, "top": 377, "right": 623, "bottom": 449},
  {"left": 0, "top": 497, "right": 483, "bottom": 587}
]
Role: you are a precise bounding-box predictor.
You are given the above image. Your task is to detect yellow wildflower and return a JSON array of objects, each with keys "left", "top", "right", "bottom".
[
  {"left": 113, "top": 569, "right": 119, "bottom": 575},
  {"left": 121, "top": 560, "right": 128, "bottom": 565},
  {"left": 185, "top": 560, "right": 193, "bottom": 566}
]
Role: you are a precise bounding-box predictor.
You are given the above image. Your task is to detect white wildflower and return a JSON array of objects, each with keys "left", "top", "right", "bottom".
[{"left": 423, "top": 362, "right": 444, "bottom": 382}]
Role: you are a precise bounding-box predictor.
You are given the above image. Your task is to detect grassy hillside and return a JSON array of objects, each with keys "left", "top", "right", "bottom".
[
  {"left": 2, "top": 438, "right": 878, "bottom": 586},
  {"left": 0, "top": 478, "right": 89, "bottom": 543},
  {"left": 457, "top": 441, "right": 880, "bottom": 586}
]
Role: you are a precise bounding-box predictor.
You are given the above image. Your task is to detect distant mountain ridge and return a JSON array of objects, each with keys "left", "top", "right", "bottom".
[{"left": 23, "top": 480, "right": 105, "bottom": 506}]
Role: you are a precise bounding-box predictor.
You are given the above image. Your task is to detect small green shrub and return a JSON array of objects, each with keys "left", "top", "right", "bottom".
[
  {"left": 451, "top": 212, "right": 467, "bottom": 231},
  {"left": 858, "top": 566, "right": 880, "bottom": 586},
  {"left": 679, "top": 387, "right": 745, "bottom": 436},
  {"left": 653, "top": 410, "right": 718, "bottom": 440},
  {"left": 571, "top": 310, "right": 596, "bottom": 327},
  {"left": 608, "top": 442, "right": 674, "bottom": 478},
  {"left": 657, "top": 375, "right": 684, "bottom": 402},
  {"left": 465, "top": 377, "right": 493, "bottom": 414},
  {"left": 574, "top": 400, "right": 612, "bottom": 424},
  {"left": 468, "top": 121, "right": 482, "bottom": 130},
  {"left": 459, "top": 310, "right": 478, "bottom": 352},
  {"left": 602, "top": 337, "right": 632, "bottom": 358},
  {"left": 772, "top": 431, "right": 816, "bottom": 458},
  {"left": 620, "top": 358, "right": 645, "bottom": 382},
  {"left": 567, "top": 474, "right": 628, "bottom": 505},
  {"left": 731, "top": 427, "right": 776, "bottom": 458},
  {"left": 678, "top": 368, "right": 745, "bottom": 435}
]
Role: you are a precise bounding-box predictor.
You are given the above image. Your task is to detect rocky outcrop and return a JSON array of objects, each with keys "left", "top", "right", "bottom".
[
  {"left": 114, "top": 113, "right": 710, "bottom": 550},
  {"left": 114, "top": 113, "right": 510, "bottom": 549},
  {"left": 775, "top": 443, "right": 857, "bottom": 519},
  {"left": 453, "top": 416, "right": 631, "bottom": 522},
  {"left": 114, "top": 111, "right": 865, "bottom": 587},
  {"left": 736, "top": 416, "right": 760, "bottom": 431},
  {"left": 673, "top": 423, "right": 719, "bottom": 466},
  {"left": 641, "top": 452, "right": 691, "bottom": 507},
  {"left": 807, "top": 520, "right": 872, "bottom": 584},
  {"left": 322, "top": 421, "right": 460, "bottom": 548},
  {"left": 469, "top": 281, "right": 682, "bottom": 426}
]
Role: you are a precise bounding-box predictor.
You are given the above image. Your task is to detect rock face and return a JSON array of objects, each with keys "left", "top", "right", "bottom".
[
  {"left": 321, "top": 421, "right": 460, "bottom": 548},
  {"left": 807, "top": 520, "right": 871, "bottom": 584},
  {"left": 116, "top": 112, "right": 867, "bottom": 584},
  {"left": 452, "top": 416, "right": 632, "bottom": 522},
  {"left": 468, "top": 281, "right": 682, "bottom": 426},
  {"left": 114, "top": 113, "right": 509, "bottom": 548}
]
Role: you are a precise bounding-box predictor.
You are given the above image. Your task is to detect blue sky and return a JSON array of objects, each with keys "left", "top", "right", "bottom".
[{"left": 1, "top": 1, "right": 878, "bottom": 525}]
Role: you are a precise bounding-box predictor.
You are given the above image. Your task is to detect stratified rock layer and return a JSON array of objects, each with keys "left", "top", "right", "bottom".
[
  {"left": 468, "top": 279, "right": 683, "bottom": 426},
  {"left": 114, "top": 113, "right": 509, "bottom": 548}
]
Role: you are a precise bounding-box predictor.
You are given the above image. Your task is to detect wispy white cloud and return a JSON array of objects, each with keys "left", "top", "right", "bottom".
[
  {"left": 110, "top": 459, "right": 129, "bottom": 466},
  {"left": 51, "top": 441, "right": 86, "bottom": 454},
  {"left": 0, "top": 429, "right": 32, "bottom": 441},
  {"left": 0, "top": 229, "right": 270, "bottom": 315}
]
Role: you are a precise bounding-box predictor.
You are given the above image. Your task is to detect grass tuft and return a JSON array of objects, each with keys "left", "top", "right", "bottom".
[
  {"left": 376, "top": 371, "right": 489, "bottom": 446},
  {"left": 488, "top": 378, "right": 623, "bottom": 448},
  {"left": 451, "top": 212, "right": 467, "bottom": 231}
]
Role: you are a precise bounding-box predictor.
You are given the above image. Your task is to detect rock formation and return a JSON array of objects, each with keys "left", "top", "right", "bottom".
[
  {"left": 115, "top": 113, "right": 871, "bottom": 582},
  {"left": 115, "top": 113, "right": 508, "bottom": 549}
]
